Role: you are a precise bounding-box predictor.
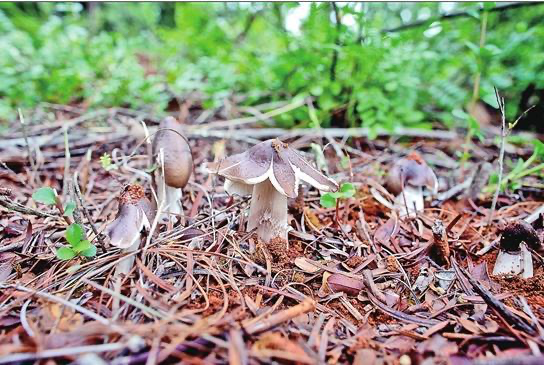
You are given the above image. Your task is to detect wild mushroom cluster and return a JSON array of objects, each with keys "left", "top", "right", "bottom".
[
  {"left": 105, "top": 118, "right": 446, "bottom": 253},
  {"left": 105, "top": 116, "right": 492, "bottom": 300}
]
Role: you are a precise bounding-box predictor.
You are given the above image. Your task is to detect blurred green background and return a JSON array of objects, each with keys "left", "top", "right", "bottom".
[{"left": 1, "top": 2, "right": 543, "bottom": 132}]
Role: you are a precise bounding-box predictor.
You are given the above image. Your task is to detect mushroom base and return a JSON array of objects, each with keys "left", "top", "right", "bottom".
[
  {"left": 247, "top": 179, "right": 289, "bottom": 244},
  {"left": 113, "top": 237, "right": 140, "bottom": 313},
  {"left": 157, "top": 174, "right": 184, "bottom": 224},
  {"left": 394, "top": 185, "right": 424, "bottom": 218}
]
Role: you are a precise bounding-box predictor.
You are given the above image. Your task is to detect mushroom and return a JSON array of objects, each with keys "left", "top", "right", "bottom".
[
  {"left": 207, "top": 139, "right": 338, "bottom": 244},
  {"left": 106, "top": 184, "right": 154, "bottom": 312},
  {"left": 492, "top": 221, "right": 541, "bottom": 278},
  {"left": 152, "top": 117, "right": 193, "bottom": 223},
  {"left": 385, "top": 152, "right": 438, "bottom": 217}
]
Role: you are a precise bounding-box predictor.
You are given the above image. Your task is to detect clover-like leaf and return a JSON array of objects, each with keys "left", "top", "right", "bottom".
[
  {"left": 72, "top": 239, "right": 91, "bottom": 253},
  {"left": 56, "top": 247, "right": 76, "bottom": 261},
  {"left": 65, "top": 223, "right": 85, "bottom": 246},
  {"left": 320, "top": 193, "right": 337, "bottom": 208},
  {"left": 80, "top": 245, "right": 97, "bottom": 258},
  {"left": 32, "top": 187, "right": 57, "bottom": 205}
]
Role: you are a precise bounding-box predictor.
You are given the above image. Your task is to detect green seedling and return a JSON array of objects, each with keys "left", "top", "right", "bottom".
[
  {"left": 56, "top": 223, "right": 97, "bottom": 260},
  {"left": 486, "top": 140, "right": 544, "bottom": 193},
  {"left": 32, "top": 187, "right": 97, "bottom": 260},
  {"left": 100, "top": 152, "right": 118, "bottom": 171},
  {"left": 32, "top": 187, "right": 75, "bottom": 219},
  {"left": 320, "top": 182, "right": 356, "bottom": 208}
]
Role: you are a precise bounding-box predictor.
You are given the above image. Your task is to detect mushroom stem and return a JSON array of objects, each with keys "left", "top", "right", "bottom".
[
  {"left": 247, "top": 179, "right": 288, "bottom": 243},
  {"left": 157, "top": 173, "right": 183, "bottom": 223},
  {"left": 395, "top": 185, "right": 424, "bottom": 218},
  {"left": 492, "top": 243, "right": 533, "bottom": 278},
  {"left": 112, "top": 237, "right": 140, "bottom": 314}
]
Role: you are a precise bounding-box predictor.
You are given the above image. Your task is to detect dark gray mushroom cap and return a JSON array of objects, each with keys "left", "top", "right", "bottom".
[
  {"left": 386, "top": 152, "right": 438, "bottom": 195},
  {"left": 152, "top": 117, "right": 193, "bottom": 188},
  {"left": 206, "top": 139, "right": 338, "bottom": 198},
  {"left": 106, "top": 185, "right": 153, "bottom": 249}
]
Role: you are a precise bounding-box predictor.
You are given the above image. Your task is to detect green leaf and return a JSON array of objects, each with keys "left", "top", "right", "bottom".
[
  {"left": 320, "top": 193, "right": 337, "bottom": 208},
  {"left": 56, "top": 247, "right": 76, "bottom": 260},
  {"left": 339, "top": 182, "right": 356, "bottom": 198},
  {"left": 32, "top": 187, "right": 57, "bottom": 205},
  {"left": 483, "top": 2, "right": 496, "bottom": 11},
  {"left": 80, "top": 245, "right": 97, "bottom": 258},
  {"left": 533, "top": 140, "right": 544, "bottom": 160},
  {"left": 72, "top": 239, "right": 91, "bottom": 253},
  {"left": 65, "top": 223, "right": 84, "bottom": 246},
  {"left": 63, "top": 201, "right": 76, "bottom": 217}
]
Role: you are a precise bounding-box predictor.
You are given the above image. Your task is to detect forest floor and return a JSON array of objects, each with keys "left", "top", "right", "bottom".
[{"left": 1, "top": 101, "right": 544, "bottom": 365}]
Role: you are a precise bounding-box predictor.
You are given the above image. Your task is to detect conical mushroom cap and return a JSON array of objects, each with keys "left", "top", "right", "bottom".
[
  {"left": 107, "top": 185, "right": 152, "bottom": 249},
  {"left": 152, "top": 117, "right": 193, "bottom": 188},
  {"left": 386, "top": 152, "right": 438, "bottom": 196},
  {"left": 207, "top": 139, "right": 338, "bottom": 198}
]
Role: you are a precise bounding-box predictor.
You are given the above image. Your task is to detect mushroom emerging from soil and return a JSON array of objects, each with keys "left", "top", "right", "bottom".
[
  {"left": 206, "top": 139, "right": 338, "bottom": 243},
  {"left": 152, "top": 117, "right": 193, "bottom": 223},
  {"left": 106, "top": 185, "right": 154, "bottom": 311},
  {"left": 385, "top": 152, "right": 438, "bottom": 217},
  {"left": 493, "top": 221, "right": 541, "bottom": 278}
]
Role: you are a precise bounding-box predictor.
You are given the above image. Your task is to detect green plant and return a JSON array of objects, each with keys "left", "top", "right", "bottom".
[
  {"left": 99, "top": 152, "right": 117, "bottom": 171},
  {"left": 320, "top": 182, "right": 356, "bottom": 208},
  {"left": 56, "top": 223, "right": 97, "bottom": 260},
  {"left": 487, "top": 139, "right": 544, "bottom": 192},
  {"left": 32, "top": 186, "right": 75, "bottom": 218},
  {"left": 32, "top": 187, "right": 97, "bottom": 260}
]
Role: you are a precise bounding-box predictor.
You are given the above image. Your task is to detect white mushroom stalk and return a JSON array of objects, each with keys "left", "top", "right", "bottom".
[
  {"left": 152, "top": 117, "right": 193, "bottom": 224},
  {"left": 492, "top": 221, "right": 541, "bottom": 278},
  {"left": 385, "top": 152, "right": 438, "bottom": 218},
  {"left": 106, "top": 185, "right": 153, "bottom": 313},
  {"left": 207, "top": 139, "right": 338, "bottom": 244}
]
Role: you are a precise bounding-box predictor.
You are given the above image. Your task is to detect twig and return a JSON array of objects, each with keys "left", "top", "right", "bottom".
[
  {"left": 0, "top": 283, "right": 124, "bottom": 332},
  {"left": 0, "top": 196, "right": 56, "bottom": 218},
  {"left": 383, "top": 2, "right": 544, "bottom": 33},
  {"left": 73, "top": 171, "right": 102, "bottom": 242},
  {"left": 18, "top": 109, "right": 36, "bottom": 186},
  {"left": 452, "top": 258, "right": 535, "bottom": 334},
  {"left": 487, "top": 88, "right": 506, "bottom": 227},
  {"left": 243, "top": 297, "right": 315, "bottom": 335},
  {"left": 189, "top": 126, "right": 457, "bottom": 141},
  {"left": 195, "top": 98, "right": 306, "bottom": 130},
  {"left": 0, "top": 342, "right": 132, "bottom": 364}
]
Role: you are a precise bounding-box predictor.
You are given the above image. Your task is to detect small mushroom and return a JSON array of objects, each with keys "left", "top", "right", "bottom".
[
  {"left": 152, "top": 117, "right": 193, "bottom": 223},
  {"left": 207, "top": 139, "right": 338, "bottom": 243},
  {"left": 493, "top": 221, "right": 540, "bottom": 278},
  {"left": 106, "top": 185, "right": 154, "bottom": 311},
  {"left": 385, "top": 152, "right": 438, "bottom": 217}
]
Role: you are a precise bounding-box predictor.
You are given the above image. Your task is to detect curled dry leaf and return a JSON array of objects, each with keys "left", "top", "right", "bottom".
[
  {"left": 294, "top": 257, "right": 321, "bottom": 274},
  {"left": 374, "top": 215, "right": 399, "bottom": 248},
  {"left": 327, "top": 273, "right": 365, "bottom": 296}
]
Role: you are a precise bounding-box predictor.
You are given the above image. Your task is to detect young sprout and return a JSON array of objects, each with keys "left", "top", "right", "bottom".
[
  {"left": 207, "top": 139, "right": 338, "bottom": 244},
  {"left": 152, "top": 117, "right": 193, "bottom": 224},
  {"left": 386, "top": 152, "right": 438, "bottom": 218},
  {"left": 493, "top": 221, "right": 541, "bottom": 278}
]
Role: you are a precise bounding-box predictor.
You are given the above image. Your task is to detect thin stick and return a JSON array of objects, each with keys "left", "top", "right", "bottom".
[
  {"left": 18, "top": 109, "right": 36, "bottom": 186},
  {"left": 0, "top": 342, "right": 130, "bottom": 364},
  {"left": 487, "top": 88, "right": 506, "bottom": 227}
]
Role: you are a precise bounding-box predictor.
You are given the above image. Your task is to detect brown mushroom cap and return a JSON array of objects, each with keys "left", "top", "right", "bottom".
[
  {"left": 107, "top": 185, "right": 153, "bottom": 249},
  {"left": 152, "top": 117, "right": 193, "bottom": 188},
  {"left": 386, "top": 152, "right": 438, "bottom": 195},
  {"left": 207, "top": 139, "right": 338, "bottom": 198}
]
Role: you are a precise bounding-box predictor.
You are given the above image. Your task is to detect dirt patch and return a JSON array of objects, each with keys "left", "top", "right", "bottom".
[{"left": 494, "top": 272, "right": 544, "bottom": 309}]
